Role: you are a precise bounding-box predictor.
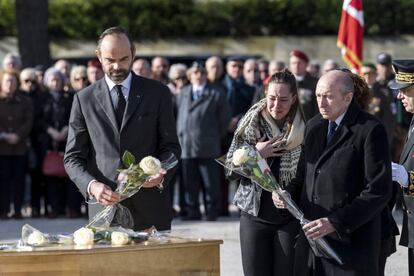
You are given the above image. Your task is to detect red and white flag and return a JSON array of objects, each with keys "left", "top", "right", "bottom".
[{"left": 337, "top": 0, "right": 364, "bottom": 72}]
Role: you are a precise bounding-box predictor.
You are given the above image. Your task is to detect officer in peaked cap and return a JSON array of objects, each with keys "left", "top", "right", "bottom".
[
  {"left": 389, "top": 59, "right": 414, "bottom": 276},
  {"left": 389, "top": 59, "right": 414, "bottom": 90}
]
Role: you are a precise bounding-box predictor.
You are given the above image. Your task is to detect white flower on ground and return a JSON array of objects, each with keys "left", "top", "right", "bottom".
[
  {"left": 73, "top": 227, "right": 94, "bottom": 246},
  {"left": 232, "top": 148, "right": 250, "bottom": 166},
  {"left": 139, "top": 156, "right": 162, "bottom": 175},
  {"left": 111, "top": 231, "right": 129, "bottom": 245},
  {"left": 27, "top": 231, "right": 46, "bottom": 246}
]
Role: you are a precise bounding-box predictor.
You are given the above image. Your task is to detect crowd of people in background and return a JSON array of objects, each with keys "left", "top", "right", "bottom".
[{"left": 0, "top": 49, "right": 410, "bottom": 221}]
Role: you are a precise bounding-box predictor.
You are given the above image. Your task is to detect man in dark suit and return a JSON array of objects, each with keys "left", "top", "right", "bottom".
[
  {"left": 176, "top": 62, "right": 230, "bottom": 221},
  {"left": 64, "top": 27, "right": 180, "bottom": 231},
  {"left": 389, "top": 59, "right": 414, "bottom": 276},
  {"left": 275, "top": 70, "right": 392, "bottom": 275}
]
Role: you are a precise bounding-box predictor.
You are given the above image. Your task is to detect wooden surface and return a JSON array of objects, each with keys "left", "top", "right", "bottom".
[{"left": 0, "top": 238, "right": 222, "bottom": 276}]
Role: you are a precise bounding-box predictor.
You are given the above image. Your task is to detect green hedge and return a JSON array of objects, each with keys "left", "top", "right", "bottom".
[
  {"left": 1, "top": 0, "right": 414, "bottom": 39},
  {"left": 0, "top": 0, "right": 16, "bottom": 37}
]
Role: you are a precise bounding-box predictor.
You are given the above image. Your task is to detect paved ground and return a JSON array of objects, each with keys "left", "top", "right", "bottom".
[{"left": 0, "top": 209, "right": 408, "bottom": 275}]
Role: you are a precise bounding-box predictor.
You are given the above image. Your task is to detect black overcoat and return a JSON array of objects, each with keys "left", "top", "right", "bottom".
[{"left": 287, "top": 100, "right": 392, "bottom": 276}]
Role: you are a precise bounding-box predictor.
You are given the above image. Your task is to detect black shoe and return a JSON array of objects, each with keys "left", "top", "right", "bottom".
[
  {"left": 182, "top": 215, "right": 202, "bottom": 221},
  {"left": 68, "top": 209, "right": 81, "bottom": 218},
  {"left": 178, "top": 209, "right": 188, "bottom": 218},
  {"left": 47, "top": 211, "right": 58, "bottom": 219},
  {"left": 205, "top": 215, "right": 217, "bottom": 221},
  {"left": 11, "top": 213, "right": 22, "bottom": 219},
  {"left": 31, "top": 208, "right": 40, "bottom": 218},
  {"left": 219, "top": 210, "right": 230, "bottom": 217},
  {"left": 0, "top": 213, "right": 8, "bottom": 220}
]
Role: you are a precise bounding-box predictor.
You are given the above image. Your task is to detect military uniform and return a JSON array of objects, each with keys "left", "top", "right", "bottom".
[
  {"left": 389, "top": 59, "right": 414, "bottom": 276},
  {"left": 370, "top": 81, "right": 396, "bottom": 148}
]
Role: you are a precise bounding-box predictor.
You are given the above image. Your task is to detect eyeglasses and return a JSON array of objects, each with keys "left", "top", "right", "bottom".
[
  {"left": 23, "top": 79, "right": 36, "bottom": 83},
  {"left": 74, "top": 77, "right": 87, "bottom": 81}
]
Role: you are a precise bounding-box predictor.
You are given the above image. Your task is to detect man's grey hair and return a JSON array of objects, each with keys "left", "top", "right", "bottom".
[
  {"left": 168, "top": 63, "right": 187, "bottom": 80},
  {"left": 321, "top": 70, "right": 354, "bottom": 95},
  {"left": 3, "top": 53, "right": 22, "bottom": 70},
  {"left": 338, "top": 72, "right": 354, "bottom": 95}
]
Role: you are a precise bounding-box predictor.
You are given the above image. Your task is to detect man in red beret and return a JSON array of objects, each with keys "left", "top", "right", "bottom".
[
  {"left": 87, "top": 58, "right": 104, "bottom": 84},
  {"left": 289, "top": 49, "right": 319, "bottom": 121}
]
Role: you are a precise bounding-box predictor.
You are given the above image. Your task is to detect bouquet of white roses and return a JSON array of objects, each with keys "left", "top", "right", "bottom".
[
  {"left": 217, "top": 144, "right": 343, "bottom": 265},
  {"left": 86, "top": 151, "right": 178, "bottom": 230}
]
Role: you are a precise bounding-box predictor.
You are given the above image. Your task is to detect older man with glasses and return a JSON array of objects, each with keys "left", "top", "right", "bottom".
[{"left": 389, "top": 59, "right": 414, "bottom": 276}]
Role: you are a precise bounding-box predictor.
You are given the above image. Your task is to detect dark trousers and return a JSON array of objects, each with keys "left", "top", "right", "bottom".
[
  {"left": 409, "top": 248, "right": 414, "bottom": 276},
  {"left": 0, "top": 155, "right": 27, "bottom": 215},
  {"left": 240, "top": 214, "right": 299, "bottom": 276},
  {"left": 182, "top": 158, "right": 220, "bottom": 218},
  {"left": 168, "top": 161, "right": 187, "bottom": 215},
  {"left": 378, "top": 236, "right": 396, "bottom": 276},
  {"left": 46, "top": 176, "right": 82, "bottom": 215},
  {"left": 30, "top": 164, "right": 48, "bottom": 214}
]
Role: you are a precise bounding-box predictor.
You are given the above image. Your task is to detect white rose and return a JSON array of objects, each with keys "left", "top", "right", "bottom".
[
  {"left": 139, "top": 156, "right": 162, "bottom": 175},
  {"left": 73, "top": 227, "right": 94, "bottom": 246},
  {"left": 232, "top": 148, "right": 249, "bottom": 166},
  {"left": 111, "top": 231, "right": 129, "bottom": 246},
  {"left": 27, "top": 231, "right": 46, "bottom": 246}
]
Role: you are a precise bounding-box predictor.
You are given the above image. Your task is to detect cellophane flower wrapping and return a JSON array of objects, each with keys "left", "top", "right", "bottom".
[
  {"left": 21, "top": 224, "right": 73, "bottom": 246},
  {"left": 86, "top": 151, "right": 178, "bottom": 230},
  {"left": 218, "top": 143, "right": 343, "bottom": 265}
]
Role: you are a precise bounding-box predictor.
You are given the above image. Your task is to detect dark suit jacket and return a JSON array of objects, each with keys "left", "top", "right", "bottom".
[
  {"left": 222, "top": 74, "right": 255, "bottom": 118},
  {"left": 0, "top": 93, "right": 33, "bottom": 155},
  {"left": 297, "top": 72, "right": 318, "bottom": 121},
  {"left": 64, "top": 73, "right": 181, "bottom": 231},
  {"left": 399, "top": 128, "right": 414, "bottom": 249},
  {"left": 287, "top": 100, "right": 392, "bottom": 276},
  {"left": 176, "top": 83, "right": 230, "bottom": 159}
]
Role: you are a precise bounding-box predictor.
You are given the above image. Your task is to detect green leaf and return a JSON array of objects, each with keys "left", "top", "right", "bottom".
[
  {"left": 94, "top": 230, "right": 112, "bottom": 242},
  {"left": 122, "top": 151, "right": 136, "bottom": 167}
]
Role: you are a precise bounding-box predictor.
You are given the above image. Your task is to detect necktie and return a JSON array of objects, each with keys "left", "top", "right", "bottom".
[
  {"left": 327, "top": 121, "right": 337, "bottom": 145},
  {"left": 114, "top": 85, "right": 126, "bottom": 129}
]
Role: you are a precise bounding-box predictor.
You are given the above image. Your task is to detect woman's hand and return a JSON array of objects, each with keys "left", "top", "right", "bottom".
[
  {"left": 272, "top": 191, "right": 289, "bottom": 209},
  {"left": 255, "top": 135, "right": 287, "bottom": 158},
  {"left": 47, "top": 127, "right": 60, "bottom": 141}
]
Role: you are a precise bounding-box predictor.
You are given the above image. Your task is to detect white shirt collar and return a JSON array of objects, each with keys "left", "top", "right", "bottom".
[
  {"left": 332, "top": 109, "right": 347, "bottom": 127},
  {"left": 105, "top": 72, "right": 132, "bottom": 92},
  {"left": 192, "top": 82, "right": 207, "bottom": 92},
  {"left": 294, "top": 75, "right": 305, "bottom": 82}
]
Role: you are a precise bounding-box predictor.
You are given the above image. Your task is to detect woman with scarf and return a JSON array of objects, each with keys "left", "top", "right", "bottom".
[{"left": 227, "top": 70, "right": 305, "bottom": 276}]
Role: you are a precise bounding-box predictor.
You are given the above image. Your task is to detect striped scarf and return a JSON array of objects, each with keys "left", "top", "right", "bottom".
[{"left": 226, "top": 99, "right": 305, "bottom": 187}]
